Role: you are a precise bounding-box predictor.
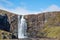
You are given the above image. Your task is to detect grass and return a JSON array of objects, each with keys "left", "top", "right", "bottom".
[{"left": 43, "top": 26, "right": 60, "bottom": 39}]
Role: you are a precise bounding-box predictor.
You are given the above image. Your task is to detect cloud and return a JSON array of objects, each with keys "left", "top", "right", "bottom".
[
  {"left": 0, "top": 0, "right": 13, "bottom": 6},
  {"left": 0, "top": 5, "right": 15, "bottom": 14},
  {"left": 12, "top": 7, "right": 31, "bottom": 15},
  {"left": 0, "top": 4, "right": 60, "bottom": 15},
  {"left": 0, "top": 5, "right": 31, "bottom": 15},
  {"left": 12, "top": 7, "right": 41, "bottom": 15},
  {"left": 42, "top": 4, "right": 60, "bottom": 12}
]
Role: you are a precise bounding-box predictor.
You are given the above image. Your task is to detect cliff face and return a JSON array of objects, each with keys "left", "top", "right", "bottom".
[
  {"left": 25, "top": 13, "right": 45, "bottom": 37},
  {"left": 25, "top": 11, "right": 60, "bottom": 39},
  {"left": 0, "top": 9, "right": 18, "bottom": 38},
  {"left": 45, "top": 12, "right": 60, "bottom": 26},
  {"left": 44, "top": 12, "right": 60, "bottom": 39},
  {"left": 0, "top": 9, "right": 60, "bottom": 39}
]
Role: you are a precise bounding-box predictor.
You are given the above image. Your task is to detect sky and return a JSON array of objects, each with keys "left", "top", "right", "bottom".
[{"left": 0, "top": 0, "right": 60, "bottom": 15}]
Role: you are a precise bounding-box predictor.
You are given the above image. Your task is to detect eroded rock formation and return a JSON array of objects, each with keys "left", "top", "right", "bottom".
[
  {"left": 25, "top": 13, "right": 45, "bottom": 38},
  {"left": 0, "top": 14, "right": 10, "bottom": 32},
  {"left": 0, "top": 9, "right": 18, "bottom": 39}
]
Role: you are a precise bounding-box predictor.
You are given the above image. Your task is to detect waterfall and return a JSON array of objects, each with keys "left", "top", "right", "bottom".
[{"left": 18, "top": 15, "right": 27, "bottom": 38}]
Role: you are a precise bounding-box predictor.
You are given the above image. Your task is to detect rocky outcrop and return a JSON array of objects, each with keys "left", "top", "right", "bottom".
[
  {"left": 45, "top": 12, "right": 60, "bottom": 26},
  {"left": 0, "top": 9, "right": 18, "bottom": 39},
  {"left": 0, "top": 30, "right": 17, "bottom": 39},
  {"left": 25, "top": 13, "right": 45, "bottom": 38}
]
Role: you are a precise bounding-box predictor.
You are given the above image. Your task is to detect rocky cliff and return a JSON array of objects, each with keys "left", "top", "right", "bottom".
[
  {"left": 25, "top": 11, "right": 60, "bottom": 39},
  {"left": 0, "top": 9, "right": 18, "bottom": 39},
  {"left": 0, "top": 9, "right": 60, "bottom": 39},
  {"left": 25, "top": 13, "right": 45, "bottom": 38}
]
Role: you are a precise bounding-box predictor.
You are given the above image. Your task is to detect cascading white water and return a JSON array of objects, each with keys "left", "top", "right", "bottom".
[{"left": 18, "top": 15, "right": 27, "bottom": 38}]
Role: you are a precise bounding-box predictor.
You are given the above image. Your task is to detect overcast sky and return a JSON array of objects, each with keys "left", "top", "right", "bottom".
[{"left": 0, "top": 0, "right": 60, "bottom": 15}]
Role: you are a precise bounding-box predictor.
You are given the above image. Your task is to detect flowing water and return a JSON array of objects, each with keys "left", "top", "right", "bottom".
[{"left": 18, "top": 15, "right": 27, "bottom": 38}]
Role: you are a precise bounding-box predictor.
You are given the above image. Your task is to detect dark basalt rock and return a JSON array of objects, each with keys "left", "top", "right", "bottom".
[
  {"left": 0, "top": 14, "right": 10, "bottom": 32},
  {"left": 12, "top": 34, "right": 17, "bottom": 39}
]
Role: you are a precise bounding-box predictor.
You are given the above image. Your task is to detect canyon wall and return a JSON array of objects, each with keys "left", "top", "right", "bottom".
[
  {"left": 25, "top": 11, "right": 60, "bottom": 39},
  {"left": 25, "top": 13, "right": 45, "bottom": 38}
]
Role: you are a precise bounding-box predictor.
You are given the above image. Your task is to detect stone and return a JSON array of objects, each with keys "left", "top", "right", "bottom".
[
  {"left": 0, "top": 9, "right": 18, "bottom": 39},
  {"left": 0, "top": 14, "right": 10, "bottom": 32}
]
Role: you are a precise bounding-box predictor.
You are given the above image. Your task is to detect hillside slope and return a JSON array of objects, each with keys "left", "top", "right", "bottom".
[
  {"left": 43, "top": 12, "right": 60, "bottom": 39},
  {"left": 25, "top": 11, "right": 60, "bottom": 39}
]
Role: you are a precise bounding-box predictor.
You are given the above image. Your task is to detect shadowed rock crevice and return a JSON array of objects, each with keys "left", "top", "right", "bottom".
[{"left": 0, "top": 14, "right": 10, "bottom": 32}]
